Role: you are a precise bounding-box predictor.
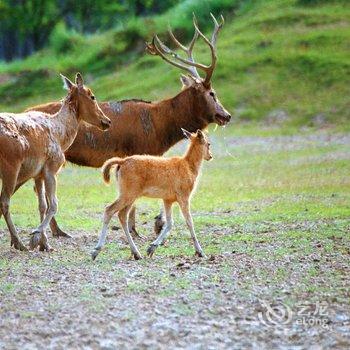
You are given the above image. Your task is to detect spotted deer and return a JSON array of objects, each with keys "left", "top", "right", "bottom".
[{"left": 0, "top": 73, "right": 110, "bottom": 251}]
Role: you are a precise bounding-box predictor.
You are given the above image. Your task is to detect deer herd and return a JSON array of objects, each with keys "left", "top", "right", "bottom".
[{"left": 0, "top": 14, "right": 231, "bottom": 260}]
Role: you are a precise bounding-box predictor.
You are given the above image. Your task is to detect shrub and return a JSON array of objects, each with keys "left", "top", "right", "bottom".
[{"left": 49, "top": 22, "right": 84, "bottom": 54}]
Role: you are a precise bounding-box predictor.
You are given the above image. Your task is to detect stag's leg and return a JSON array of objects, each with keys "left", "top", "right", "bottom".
[
  {"left": 0, "top": 166, "right": 27, "bottom": 251},
  {"left": 50, "top": 217, "right": 72, "bottom": 238},
  {"left": 30, "top": 172, "right": 57, "bottom": 251},
  {"left": 147, "top": 200, "right": 173, "bottom": 257},
  {"left": 154, "top": 210, "right": 166, "bottom": 237},
  {"left": 178, "top": 197, "right": 205, "bottom": 258}
]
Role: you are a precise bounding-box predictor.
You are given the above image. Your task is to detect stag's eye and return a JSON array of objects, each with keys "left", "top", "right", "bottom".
[{"left": 209, "top": 92, "right": 215, "bottom": 97}]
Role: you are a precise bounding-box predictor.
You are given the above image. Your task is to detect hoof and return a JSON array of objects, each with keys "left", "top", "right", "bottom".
[
  {"left": 29, "top": 230, "right": 42, "bottom": 250},
  {"left": 147, "top": 244, "right": 157, "bottom": 258},
  {"left": 11, "top": 237, "right": 28, "bottom": 252},
  {"left": 53, "top": 228, "right": 72, "bottom": 239},
  {"left": 133, "top": 252, "right": 142, "bottom": 260},
  {"left": 91, "top": 248, "right": 100, "bottom": 261},
  {"left": 195, "top": 251, "right": 206, "bottom": 258},
  {"left": 39, "top": 243, "right": 54, "bottom": 252},
  {"left": 130, "top": 227, "right": 145, "bottom": 240}
]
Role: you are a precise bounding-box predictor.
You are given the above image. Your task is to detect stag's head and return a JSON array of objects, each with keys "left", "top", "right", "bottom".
[
  {"left": 61, "top": 73, "right": 111, "bottom": 131},
  {"left": 146, "top": 14, "right": 231, "bottom": 127}
]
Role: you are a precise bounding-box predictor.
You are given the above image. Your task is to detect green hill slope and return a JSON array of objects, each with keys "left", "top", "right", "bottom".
[{"left": 0, "top": 0, "right": 349, "bottom": 128}]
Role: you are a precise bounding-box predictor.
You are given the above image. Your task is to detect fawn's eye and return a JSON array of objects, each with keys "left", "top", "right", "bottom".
[{"left": 91, "top": 95, "right": 95, "bottom": 100}]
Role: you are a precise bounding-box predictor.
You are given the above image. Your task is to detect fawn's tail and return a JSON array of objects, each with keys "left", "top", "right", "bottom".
[{"left": 102, "top": 157, "right": 126, "bottom": 184}]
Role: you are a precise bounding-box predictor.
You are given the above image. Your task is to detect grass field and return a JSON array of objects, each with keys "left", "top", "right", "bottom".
[{"left": 0, "top": 0, "right": 350, "bottom": 348}]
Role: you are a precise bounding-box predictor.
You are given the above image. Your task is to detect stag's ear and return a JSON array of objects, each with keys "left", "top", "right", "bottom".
[
  {"left": 75, "top": 72, "right": 84, "bottom": 88},
  {"left": 181, "top": 128, "right": 192, "bottom": 139},
  {"left": 60, "top": 74, "right": 75, "bottom": 91},
  {"left": 180, "top": 74, "right": 195, "bottom": 88}
]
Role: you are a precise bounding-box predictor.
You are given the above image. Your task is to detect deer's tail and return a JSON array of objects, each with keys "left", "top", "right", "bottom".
[{"left": 102, "top": 157, "right": 126, "bottom": 184}]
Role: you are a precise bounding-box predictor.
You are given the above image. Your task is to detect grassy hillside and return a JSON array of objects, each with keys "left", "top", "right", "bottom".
[{"left": 0, "top": 0, "right": 349, "bottom": 129}]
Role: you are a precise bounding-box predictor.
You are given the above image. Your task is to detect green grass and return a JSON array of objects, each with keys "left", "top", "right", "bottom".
[{"left": 0, "top": 0, "right": 349, "bottom": 126}]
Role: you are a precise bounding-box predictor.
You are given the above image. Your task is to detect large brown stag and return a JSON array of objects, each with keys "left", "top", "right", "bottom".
[{"left": 26, "top": 14, "right": 231, "bottom": 238}]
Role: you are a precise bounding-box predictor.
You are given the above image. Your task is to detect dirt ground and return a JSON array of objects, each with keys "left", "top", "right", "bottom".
[{"left": 0, "top": 222, "right": 349, "bottom": 350}]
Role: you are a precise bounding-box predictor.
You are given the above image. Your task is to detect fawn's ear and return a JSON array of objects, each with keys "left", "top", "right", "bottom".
[
  {"left": 181, "top": 128, "right": 192, "bottom": 139},
  {"left": 60, "top": 74, "right": 74, "bottom": 91},
  {"left": 75, "top": 72, "right": 84, "bottom": 89},
  {"left": 197, "top": 129, "right": 206, "bottom": 142}
]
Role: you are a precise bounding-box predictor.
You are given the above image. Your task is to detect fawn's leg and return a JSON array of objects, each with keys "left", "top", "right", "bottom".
[
  {"left": 0, "top": 165, "right": 27, "bottom": 251},
  {"left": 30, "top": 171, "right": 57, "bottom": 251},
  {"left": 147, "top": 200, "right": 173, "bottom": 257},
  {"left": 92, "top": 198, "right": 130, "bottom": 260},
  {"left": 128, "top": 205, "right": 145, "bottom": 240},
  {"left": 178, "top": 198, "right": 205, "bottom": 258},
  {"left": 119, "top": 204, "right": 142, "bottom": 260}
]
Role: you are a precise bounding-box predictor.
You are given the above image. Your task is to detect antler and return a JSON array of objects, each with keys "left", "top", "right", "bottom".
[
  {"left": 193, "top": 13, "right": 224, "bottom": 85},
  {"left": 146, "top": 13, "right": 224, "bottom": 85}
]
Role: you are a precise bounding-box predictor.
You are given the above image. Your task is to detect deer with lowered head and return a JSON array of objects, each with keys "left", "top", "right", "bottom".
[
  {"left": 92, "top": 128, "right": 212, "bottom": 260},
  {"left": 26, "top": 14, "right": 231, "bottom": 240},
  {"left": 0, "top": 73, "right": 111, "bottom": 251}
]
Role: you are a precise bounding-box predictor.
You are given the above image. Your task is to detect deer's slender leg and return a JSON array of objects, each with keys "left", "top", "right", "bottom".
[
  {"left": 32, "top": 181, "right": 71, "bottom": 238},
  {"left": 0, "top": 165, "right": 27, "bottom": 251},
  {"left": 50, "top": 217, "right": 71, "bottom": 238},
  {"left": 92, "top": 198, "right": 132, "bottom": 260},
  {"left": 33, "top": 182, "right": 71, "bottom": 238},
  {"left": 128, "top": 205, "right": 145, "bottom": 240},
  {"left": 0, "top": 180, "right": 24, "bottom": 222},
  {"left": 147, "top": 200, "right": 173, "bottom": 257},
  {"left": 178, "top": 197, "right": 205, "bottom": 257},
  {"left": 30, "top": 172, "right": 57, "bottom": 251},
  {"left": 34, "top": 178, "right": 52, "bottom": 252},
  {"left": 118, "top": 204, "right": 142, "bottom": 260},
  {"left": 154, "top": 210, "right": 166, "bottom": 238}
]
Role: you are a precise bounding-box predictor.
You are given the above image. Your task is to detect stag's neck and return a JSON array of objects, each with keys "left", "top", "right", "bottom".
[
  {"left": 183, "top": 141, "right": 204, "bottom": 176},
  {"left": 156, "top": 87, "right": 208, "bottom": 150},
  {"left": 50, "top": 102, "right": 79, "bottom": 152}
]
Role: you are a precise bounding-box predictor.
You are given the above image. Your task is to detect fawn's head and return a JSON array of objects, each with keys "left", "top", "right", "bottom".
[
  {"left": 147, "top": 13, "right": 231, "bottom": 127},
  {"left": 61, "top": 73, "right": 111, "bottom": 130},
  {"left": 182, "top": 128, "right": 212, "bottom": 161}
]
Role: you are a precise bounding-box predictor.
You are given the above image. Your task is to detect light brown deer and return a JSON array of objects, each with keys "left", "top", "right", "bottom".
[
  {"left": 92, "top": 129, "right": 212, "bottom": 260},
  {"left": 0, "top": 73, "right": 110, "bottom": 251},
  {"left": 26, "top": 14, "right": 230, "bottom": 239}
]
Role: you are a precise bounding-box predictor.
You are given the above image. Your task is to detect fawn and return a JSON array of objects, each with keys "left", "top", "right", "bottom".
[
  {"left": 92, "top": 128, "right": 212, "bottom": 260},
  {"left": 0, "top": 73, "right": 111, "bottom": 251}
]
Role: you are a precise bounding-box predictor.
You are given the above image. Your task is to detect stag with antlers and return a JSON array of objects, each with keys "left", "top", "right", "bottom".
[{"left": 26, "top": 14, "right": 231, "bottom": 240}]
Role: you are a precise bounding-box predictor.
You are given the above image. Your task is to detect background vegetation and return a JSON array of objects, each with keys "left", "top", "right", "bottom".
[{"left": 0, "top": 0, "right": 349, "bottom": 127}]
